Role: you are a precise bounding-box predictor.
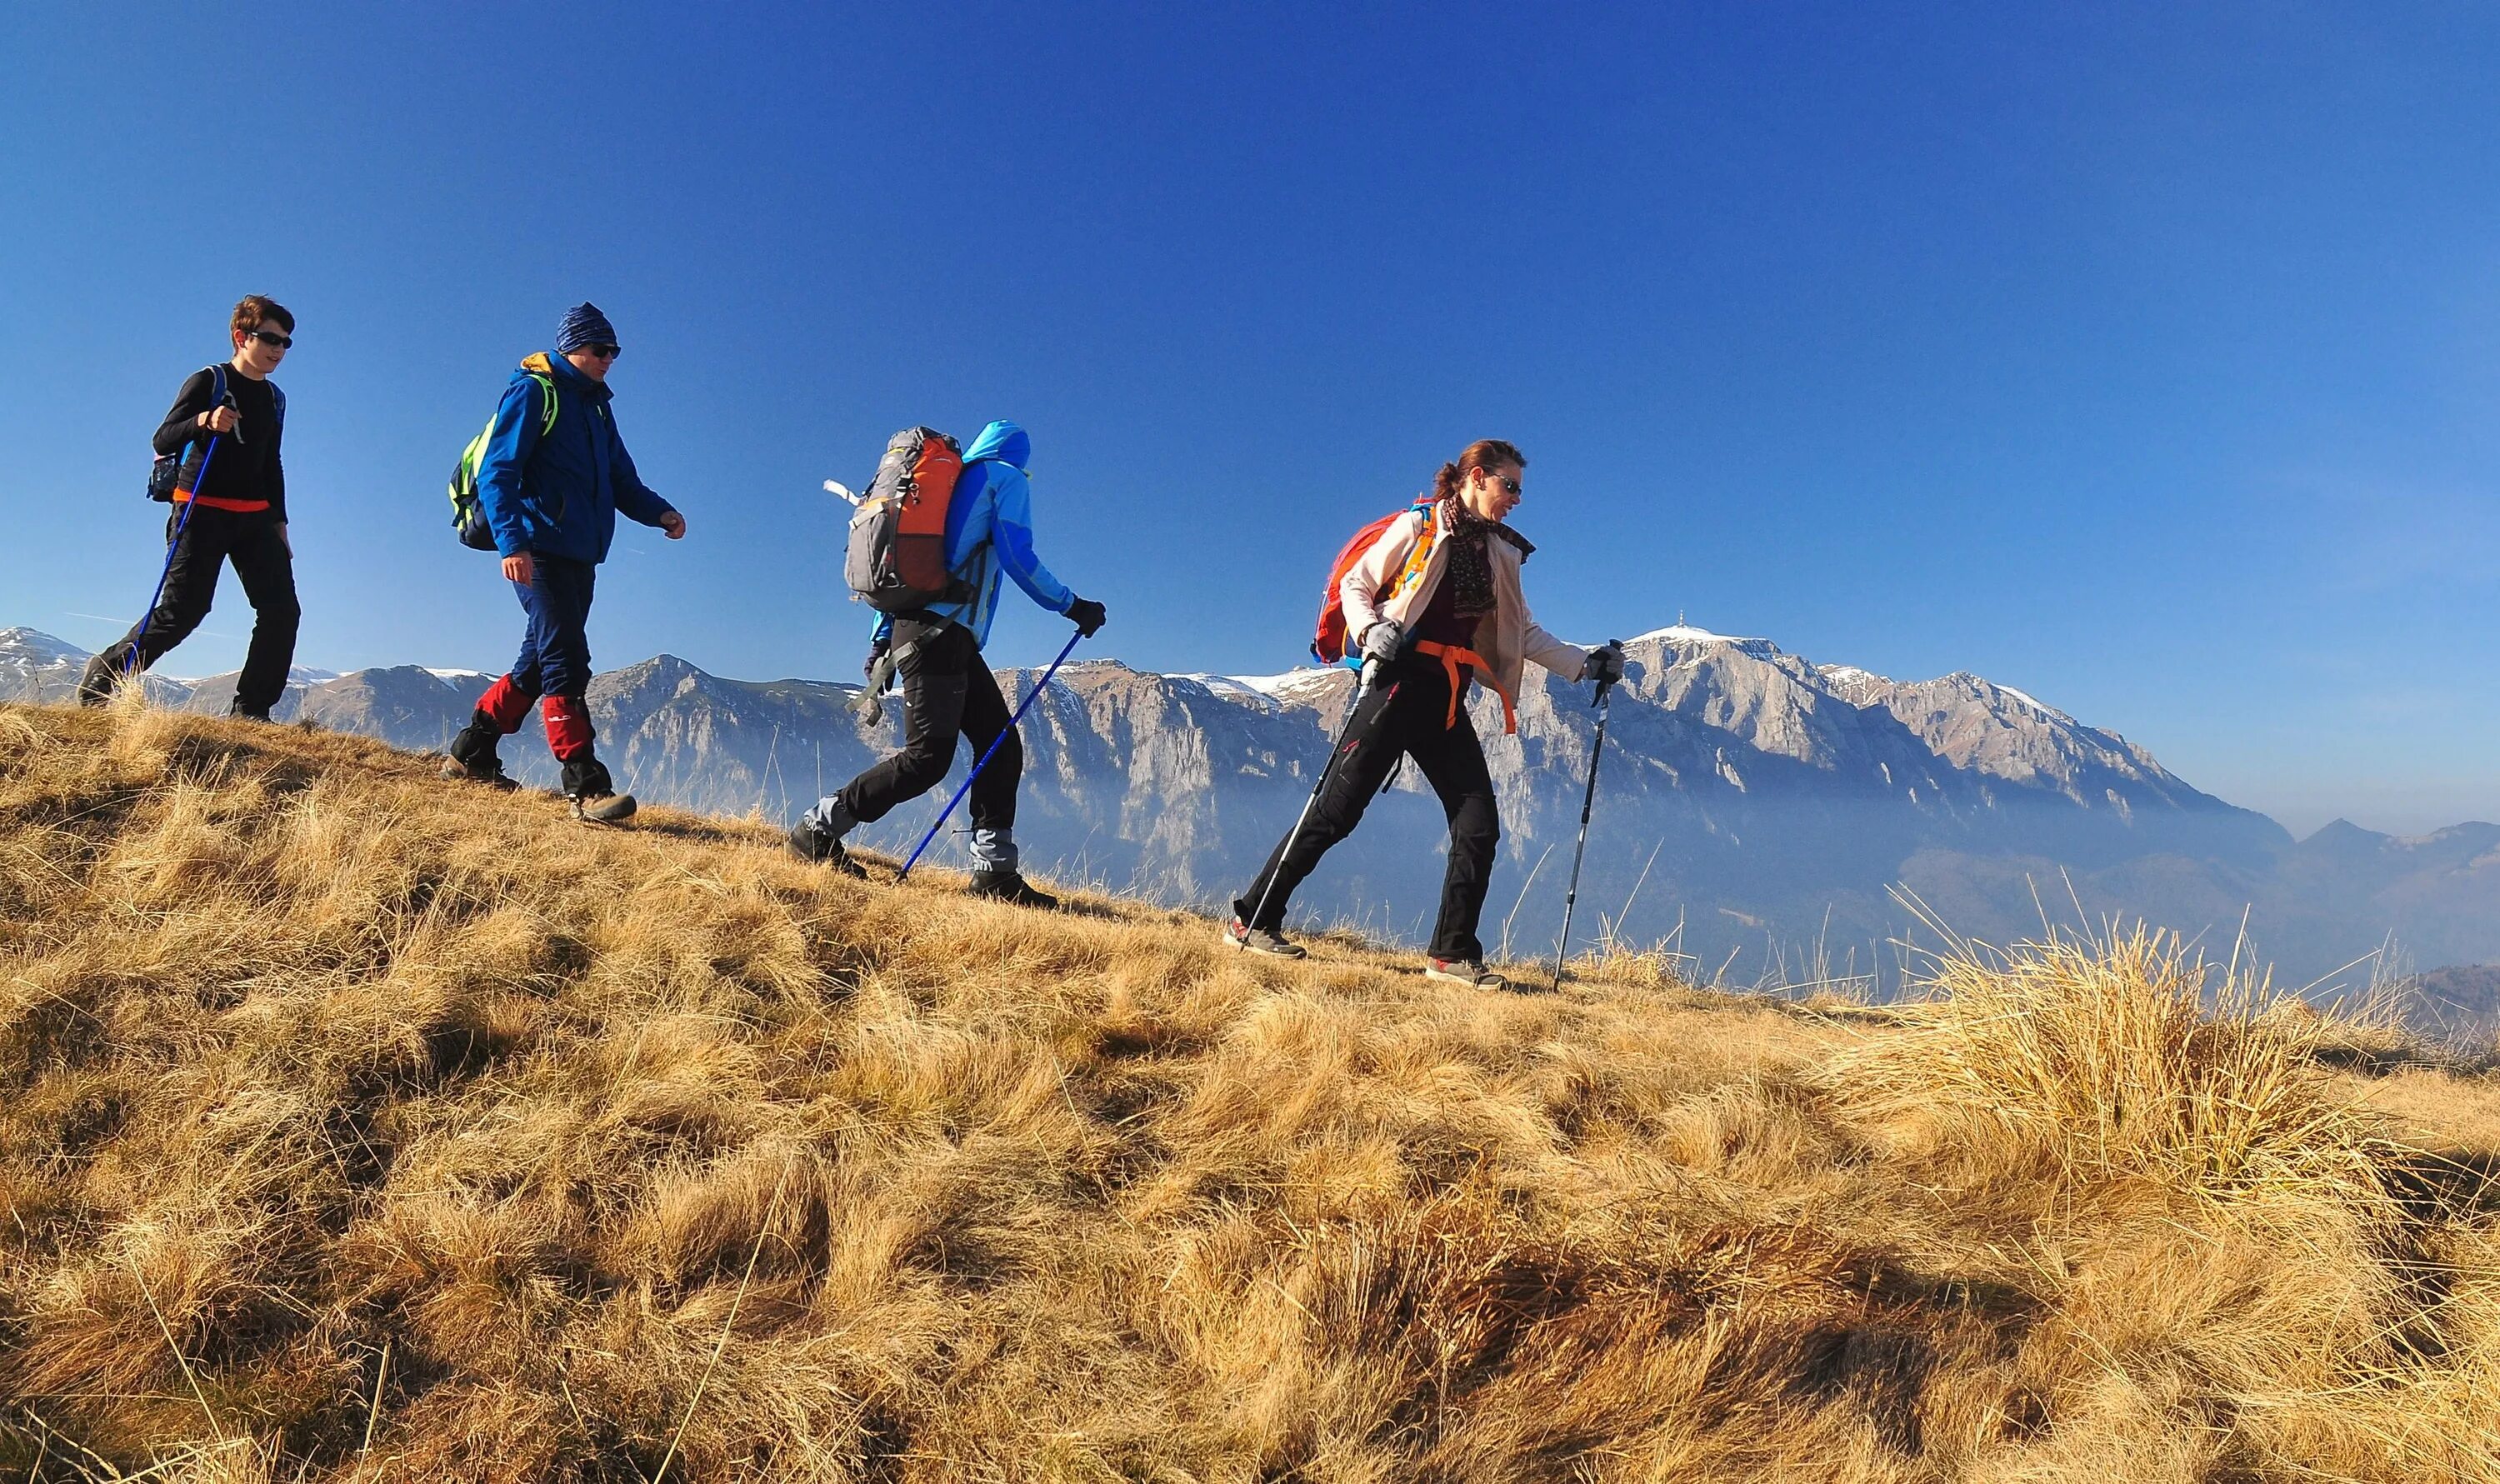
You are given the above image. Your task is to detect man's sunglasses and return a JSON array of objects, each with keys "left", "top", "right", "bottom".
[
  {"left": 246, "top": 330, "right": 292, "bottom": 349},
  {"left": 583, "top": 343, "right": 620, "bottom": 359}
]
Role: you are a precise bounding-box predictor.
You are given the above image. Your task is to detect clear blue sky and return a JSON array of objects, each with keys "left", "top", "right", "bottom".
[{"left": 5, "top": 3, "right": 2495, "bottom": 836}]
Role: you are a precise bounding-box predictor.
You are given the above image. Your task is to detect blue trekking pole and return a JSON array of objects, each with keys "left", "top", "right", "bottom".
[
  {"left": 896, "top": 627, "right": 1085, "bottom": 882},
  {"left": 122, "top": 430, "right": 227, "bottom": 682}
]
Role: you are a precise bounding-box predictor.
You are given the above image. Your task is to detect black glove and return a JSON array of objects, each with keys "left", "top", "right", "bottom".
[
  {"left": 1066, "top": 597, "right": 1108, "bottom": 638},
  {"left": 1585, "top": 642, "right": 1626, "bottom": 688}
]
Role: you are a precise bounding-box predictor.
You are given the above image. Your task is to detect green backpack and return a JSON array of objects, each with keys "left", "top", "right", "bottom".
[{"left": 448, "top": 370, "right": 558, "bottom": 551}]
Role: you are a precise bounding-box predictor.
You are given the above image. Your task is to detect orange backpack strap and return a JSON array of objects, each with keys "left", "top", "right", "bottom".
[{"left": 1410, "top": 640, "right": 1516, "bottom": 732}]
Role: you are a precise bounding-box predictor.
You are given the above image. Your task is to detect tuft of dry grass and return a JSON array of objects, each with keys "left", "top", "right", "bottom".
[{"left": 0, "top": 701, "right": 2495, "bottom": 1482}]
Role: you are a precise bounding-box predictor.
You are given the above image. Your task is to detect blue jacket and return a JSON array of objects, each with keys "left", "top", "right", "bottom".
[
  {"left": 873, "top": 420, "right": 1075, "bottom": 647},
  {"left": 478, "top": 351, "right": 675, "bottom": 563}
]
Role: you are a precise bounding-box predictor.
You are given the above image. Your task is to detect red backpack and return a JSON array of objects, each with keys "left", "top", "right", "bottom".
[
  {"left": 843, "top": 427, "right": 971, "bottom": 612},
  {"left": 1309, "top": 499, "right": 1436, "bottom": 664}
]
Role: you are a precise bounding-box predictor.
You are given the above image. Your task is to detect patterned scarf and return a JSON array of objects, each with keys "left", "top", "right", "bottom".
[{"left": 1438, "top": 496, "right": 1532, "bottom": 619}]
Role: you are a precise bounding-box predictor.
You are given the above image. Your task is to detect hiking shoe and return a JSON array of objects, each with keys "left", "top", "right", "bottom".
[
  {"left": 571, "top": 792, "right": 638, "bottom": 825},
  {"left": 75, "top": 654, "right": 118, "bottom": 707},
  {"left": 967, "top": 870, "right": 1058, "bottom": 909},
  {"left": 788, "top": 820, "right": 865, "bottom": 878},
  {"left": 1425, "top": 957, "right": 1512, "bottom": 991},
  {"left": 438, "top": 752, "right": 520, "bottom": 792},
  {"left": 229, "top": 705, "right": 273, "bottom": 723},
  {"left": 1221, "top": 917, "right": 1307, "bottom": 958}
]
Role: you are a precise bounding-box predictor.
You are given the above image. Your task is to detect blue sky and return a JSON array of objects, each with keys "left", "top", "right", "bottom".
[{"left": 4, "top": 3, "right": 2495, "bottom": 836}]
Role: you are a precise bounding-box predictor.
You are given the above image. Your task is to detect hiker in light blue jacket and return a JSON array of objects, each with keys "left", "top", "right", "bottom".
[{"left": 792, "top": 420, "right": 1107, "bottom": 902}]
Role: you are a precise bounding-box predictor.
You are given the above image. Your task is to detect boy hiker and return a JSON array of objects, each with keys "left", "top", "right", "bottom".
[
  {"left": 80, "top": 296, "right": 302, "bottom": 718},
  {"left": 438, "top": 303, "right": 686, "bottom": 822},
  {"left": 790, "top": 420, "right": 1107, "bottom": 905},
  {"left": 1223, "top": 438, "right": 1624, "bottom": 991}
]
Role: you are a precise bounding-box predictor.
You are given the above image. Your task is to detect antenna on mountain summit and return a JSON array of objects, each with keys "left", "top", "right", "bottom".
[{"left": 1677, "top": 608, "right": 1686, "bottom": 627}]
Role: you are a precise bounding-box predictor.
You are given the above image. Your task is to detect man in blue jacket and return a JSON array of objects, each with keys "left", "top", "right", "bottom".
[
  {"left": 440, "top": 304, "right": 686, "bottom": 822},
  {"left": 791, "top": 419, "right": 1106, "bottom": 903}
]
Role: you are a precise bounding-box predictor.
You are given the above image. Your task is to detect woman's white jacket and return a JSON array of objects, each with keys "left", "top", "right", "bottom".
[{"left": 1338, "top": 502, "right": 1592, "bottom": 733}]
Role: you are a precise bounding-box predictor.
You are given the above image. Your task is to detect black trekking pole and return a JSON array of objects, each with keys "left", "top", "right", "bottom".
[
  {"left": 1549, "top": 645, "right": 1620, "bottom": 992},
  {"left": 1242, "top": 660, "right": 1381, "bottom": 937},
  {"left": 897, "top": 627, "right": 1085, "bottom": 883},
  {"left": 121, "top": 426, "right": 228, "bottom": 682}
]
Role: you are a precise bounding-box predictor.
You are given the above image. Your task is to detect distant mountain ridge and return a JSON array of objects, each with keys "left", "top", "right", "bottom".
[{"left": 7, "top": 622, "right": 2492, "bottom": 993}]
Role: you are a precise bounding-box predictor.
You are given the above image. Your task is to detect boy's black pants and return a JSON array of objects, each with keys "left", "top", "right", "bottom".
[
  {"left": 85, "top": 506, "right": 299, "bottom": 714},
  {"left": 1233, "top": 657, "right": 1501, "bottom": 962},
  {"left": 835, "top": 617, "right": 1021, "bottom": 834}
]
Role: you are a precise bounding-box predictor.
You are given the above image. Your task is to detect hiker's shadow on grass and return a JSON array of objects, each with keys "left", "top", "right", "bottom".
[
  {"left": 2385, "top": 1147, "right": 2500, "bottom": 1222},
  {"left": 632, "top": 815, "right": 772, "bottom": 847}
]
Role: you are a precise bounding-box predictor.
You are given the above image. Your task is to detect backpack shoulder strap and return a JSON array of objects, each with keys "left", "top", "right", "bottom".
[
  {"left": 527, "top": 371, "right": 558, "bottom": 436},
  {"left": 209, "top": 363, "right": 228, "bottom": 410},
  {"left": 270, "top": 382, "right": 284, "bottom": 428}
]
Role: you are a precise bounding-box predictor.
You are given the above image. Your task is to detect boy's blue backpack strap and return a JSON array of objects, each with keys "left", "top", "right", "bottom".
[{"left": 271, "top": 380, "right": 284, "bottom": 429}]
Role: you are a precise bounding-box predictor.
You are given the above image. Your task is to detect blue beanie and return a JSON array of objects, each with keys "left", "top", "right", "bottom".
[{"left": 555, "top": 302, "right": 618, "bottom": 354}]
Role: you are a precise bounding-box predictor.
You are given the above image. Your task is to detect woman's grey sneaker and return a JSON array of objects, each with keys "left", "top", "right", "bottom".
[
  {"left": 1222, "top": 917, "right": 1308, "bottom": 958},
  {"left": 968, "top": 870, "right": 1058, "bottom": 909},
  {"left": 788, "top": 820, "right": 865, "bottom": 878},
  {"left": 1425, "top": 957, "right": 1511, "bottom": 990},
  {"left": 571, "top": 791, "right": 638, "bottom": 825}
]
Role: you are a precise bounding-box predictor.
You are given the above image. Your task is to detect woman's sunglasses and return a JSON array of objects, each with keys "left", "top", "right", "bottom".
[{"left": 246, "top": 330, "right": 292, "bottom": 349}]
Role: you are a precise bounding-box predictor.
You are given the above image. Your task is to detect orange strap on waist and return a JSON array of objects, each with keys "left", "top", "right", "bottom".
[
  {"left": 172, "top": 488, "right": 270, "bottom": 513},
  {"left": 1410, "top": 640, "right": 1517, "bottom": 732}
]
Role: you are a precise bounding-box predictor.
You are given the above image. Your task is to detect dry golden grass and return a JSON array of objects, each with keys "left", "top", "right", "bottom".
[{"left": 0, "top": 701, "right": 2493, "bottom": 1482}]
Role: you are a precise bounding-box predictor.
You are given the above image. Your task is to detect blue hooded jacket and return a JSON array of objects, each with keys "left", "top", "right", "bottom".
[
  {"left": 478, "top": 351, "right": 676, "bottom": 564},
  {"left": 872, "top": 420, "right": 1074, "bottom": 647}
]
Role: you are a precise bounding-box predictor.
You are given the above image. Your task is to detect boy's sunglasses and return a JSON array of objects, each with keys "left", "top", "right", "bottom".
[{"left": 246, "top": 330, "right": 292, "bottom": 348}]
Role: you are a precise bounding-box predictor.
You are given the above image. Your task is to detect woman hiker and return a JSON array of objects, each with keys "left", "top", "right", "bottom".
[{"left": 1222, "top": 438, "right": 1623, "bottom": 990}]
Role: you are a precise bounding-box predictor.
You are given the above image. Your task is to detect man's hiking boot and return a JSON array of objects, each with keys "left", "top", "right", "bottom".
[
  {"left": 442, "top": 714, "right": 520, "bottom": 792},
  {"left": 1425, "top": 957, "right": 1512, "bottom": 991},
  {"left": 967, "top": 870, "right": 1058, "bottom": 909},
  {"left": 559, "top": 754, "right": 633, "bottom": 823},
  {"left": 1222, "top": 917, "right": 1307, "bottom": 959},
  {"left": 788, "top": 820, "right": 865, "bottom": 878},
  {"left": 438, "top": 753, "right": 521, "bottom": 792},
  {"left": 571, "top": 791, "right": 638, "bottom": 825}
]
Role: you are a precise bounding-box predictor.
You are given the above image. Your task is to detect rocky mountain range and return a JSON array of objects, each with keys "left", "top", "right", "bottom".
[{"left": 8, "top": 622, "right": 2494, "bottom": 1000}]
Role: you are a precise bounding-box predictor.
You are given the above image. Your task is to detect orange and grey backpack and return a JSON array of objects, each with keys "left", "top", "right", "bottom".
[
  {"left": 1310, "top": 498, "right": 1438, "bottom": 664},
  {"left": 844, "top": 427, "right": 973, "bottom": 612}
]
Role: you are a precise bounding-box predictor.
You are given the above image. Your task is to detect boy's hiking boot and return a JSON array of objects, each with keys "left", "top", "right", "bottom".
[
  {"left": 75, "top": 654, "right": 118, "bottom": 707},
  {"left": 968, "top": 870, "right": 1058, "bottom": 909},
  {"left": 1425, "top": 957, "right": 1512, "bottom": 991},
  {"left": 788, "top": 820, "right": 865, "bottom": 878},
  {"left": 441, "top": 713, "right": 521, "bottom": 792},
  {"left": 571, "top": 792, "right": 638, "bottom": 825},
  {"left": 1222, "top": 917, "right": 1307, "bottom": 958}
]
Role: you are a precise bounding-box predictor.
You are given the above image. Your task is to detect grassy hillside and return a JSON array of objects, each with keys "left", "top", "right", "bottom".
[{"left": 1, "top": 702, "right": 2495, "bottom": 1483}]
